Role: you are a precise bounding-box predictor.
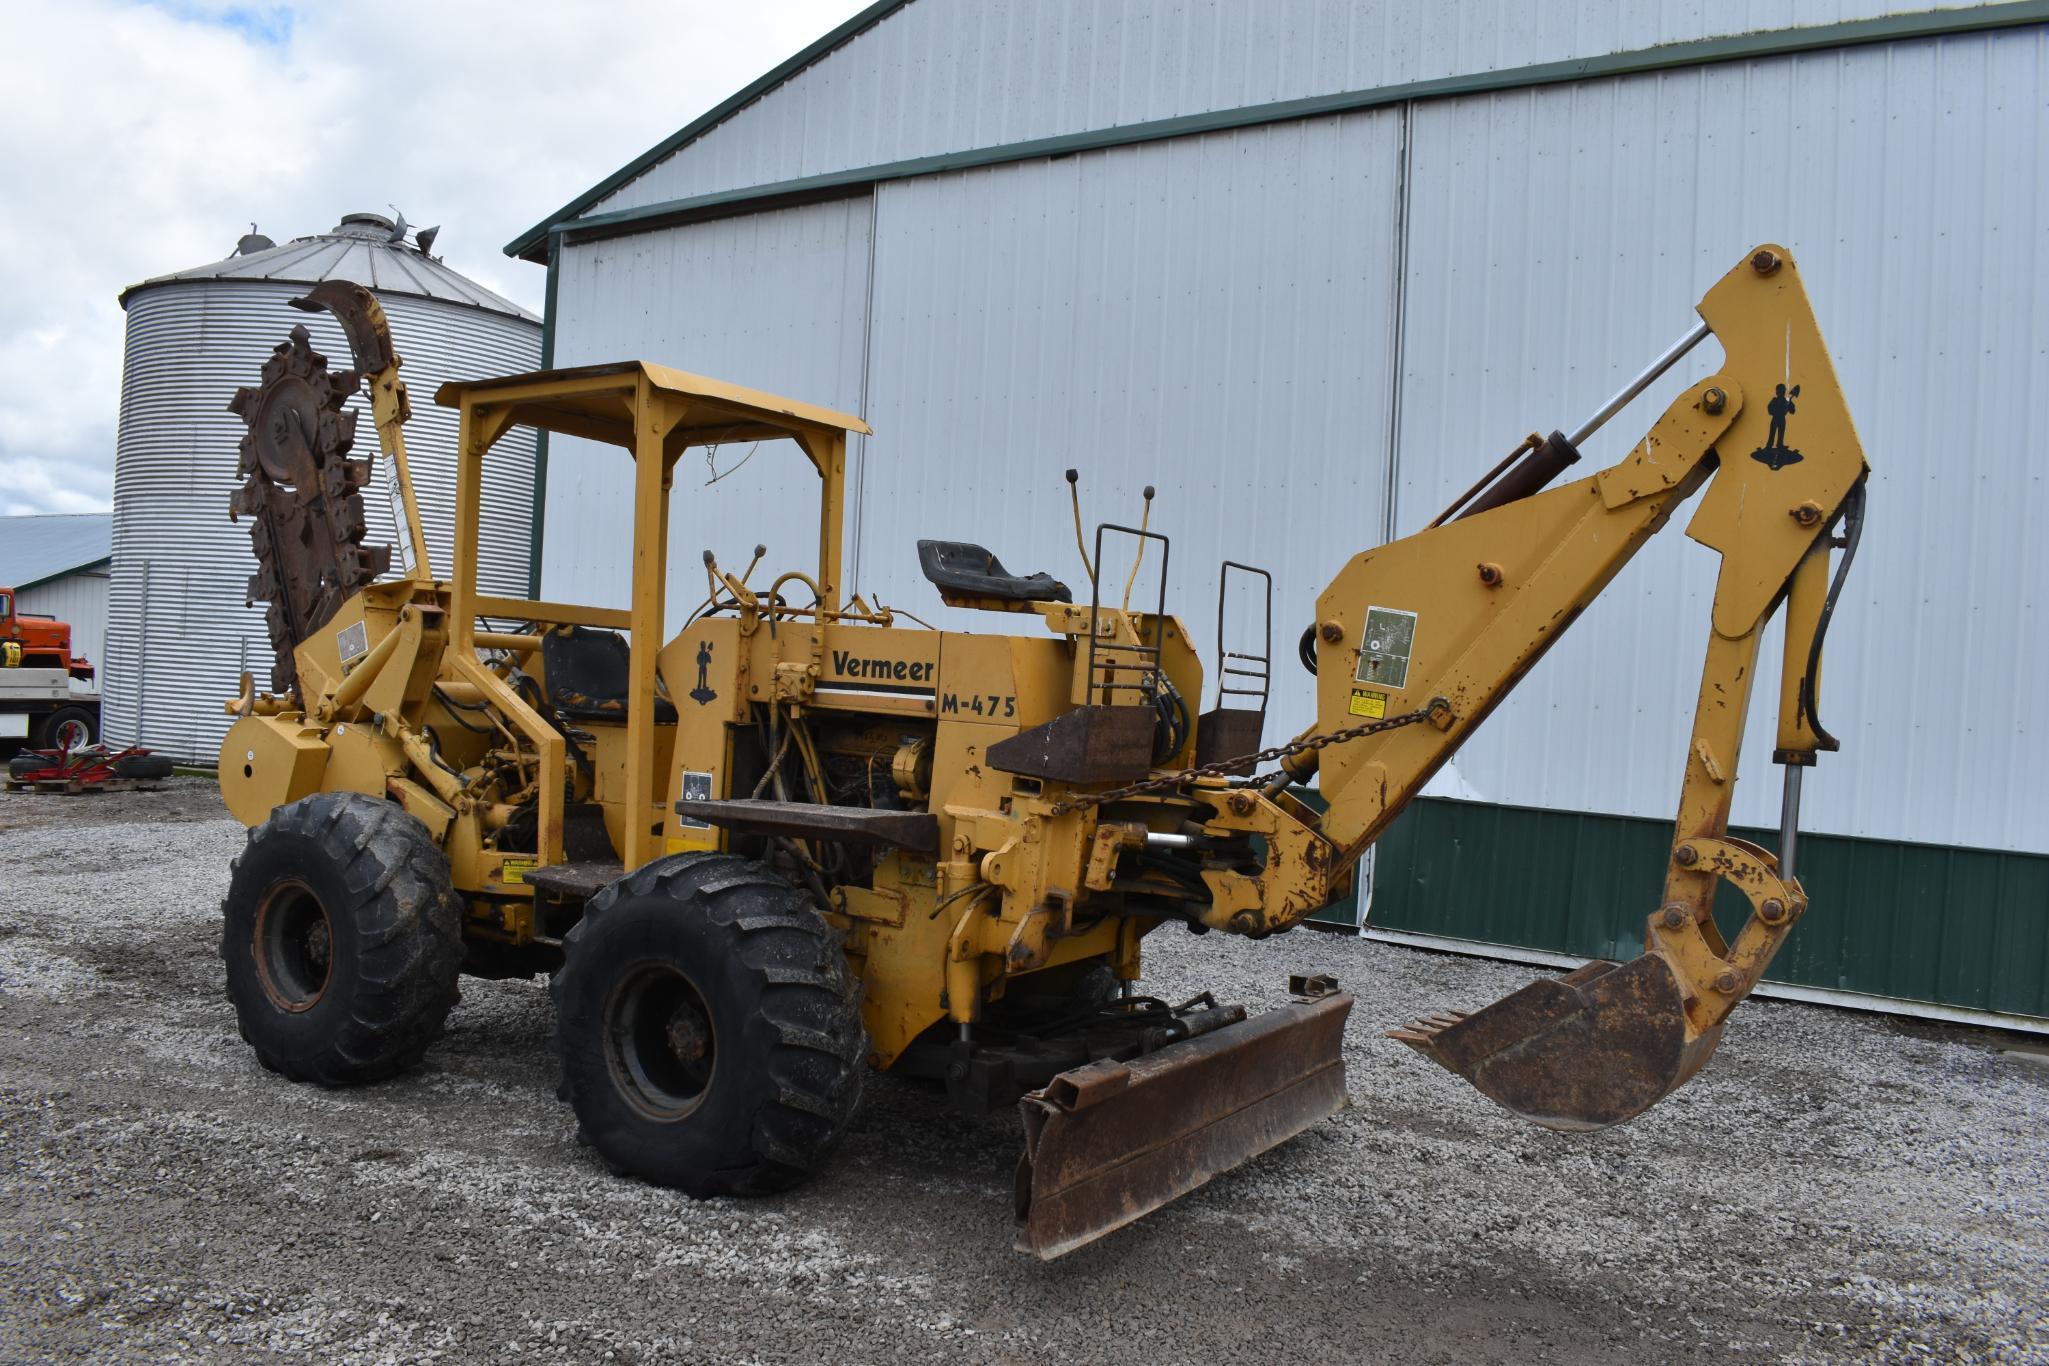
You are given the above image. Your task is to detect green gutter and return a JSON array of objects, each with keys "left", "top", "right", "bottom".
[
  {"left": 513, "top": 1, "right": 2048, "bottom": 259},
  {"left": 526, "top": 245, "right": 558, "bottom": 599},
  {"left": 505, "top": 0, "right": 913, "bottom": 262}
]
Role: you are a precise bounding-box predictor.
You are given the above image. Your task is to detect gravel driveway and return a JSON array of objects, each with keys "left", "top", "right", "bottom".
[{"left": 3, "top": 779, "right": 2044, "bottom": 1362}]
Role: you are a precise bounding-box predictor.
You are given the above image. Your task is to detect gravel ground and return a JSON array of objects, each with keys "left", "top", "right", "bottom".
[{"left": 2, "top": 779, "right": 2045, "bottom": 1363}]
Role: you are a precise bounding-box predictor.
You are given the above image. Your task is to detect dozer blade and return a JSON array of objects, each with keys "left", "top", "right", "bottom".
[
  {"left": 1390, "top": 953, "right": 1722, "bottom": 1132},
  {"left": 1014, "top": 992, "right": 1352, "bottom": 1260}
]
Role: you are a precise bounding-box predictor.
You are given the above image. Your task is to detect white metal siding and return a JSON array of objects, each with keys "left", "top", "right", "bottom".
[
  {"left": 16, "top": 568, "right": 109, "bottom": 677},
  {"left": 543, "top": 198, "right": 874, "bottom": 622},
  {"left": 593, "top": 0, "right": 1987, "bottom": 215},
  {"left": 851, "top": 111, "right": 1404, "bottom": 744},
  {"left": 547, "top": 20, "right": 2047, "bottom": 859},
  {"left": 1395, "top": 26, "right": 2049, "bottom": 853}
]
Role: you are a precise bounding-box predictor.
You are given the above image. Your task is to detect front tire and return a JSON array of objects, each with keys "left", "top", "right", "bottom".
[
  {"left": 552, "top": 853, "right": 868, "bottom": 1197},
  {"left": 222, "top": 792, "right": 464, "bottom": 1085}
]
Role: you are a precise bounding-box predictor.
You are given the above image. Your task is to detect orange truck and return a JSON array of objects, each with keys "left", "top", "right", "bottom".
[{"left": 0, "top": 587, "right": 100, "bottom": 751}]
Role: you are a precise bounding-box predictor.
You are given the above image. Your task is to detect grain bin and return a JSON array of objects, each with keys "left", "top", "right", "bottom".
[{"left": 106, "top": 213, "right": 542, "bottom": 761}]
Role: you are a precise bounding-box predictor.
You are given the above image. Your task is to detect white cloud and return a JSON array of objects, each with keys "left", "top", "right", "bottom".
[
  {"left": 0, "top": 0, "right": 870, "bottom": 515},
  {"left": 0, "top": 456, "right": 115, "bottom": 516}
]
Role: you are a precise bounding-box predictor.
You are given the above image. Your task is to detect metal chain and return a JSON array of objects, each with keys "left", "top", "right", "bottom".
[{"left": 1048, "top": 697, "right": 1449, "bottom": 814}]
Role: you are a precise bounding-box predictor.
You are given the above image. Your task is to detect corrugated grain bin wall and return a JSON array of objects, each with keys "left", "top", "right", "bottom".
[{"left": 105, "top": 216, "right": 541, "bottom": 762}]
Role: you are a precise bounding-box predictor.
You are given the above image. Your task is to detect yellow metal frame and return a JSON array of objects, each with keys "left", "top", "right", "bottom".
[
  {"left": 213, "top": 243, "right": 1870, "bottom": 1137},
  {"left": 1296, "top": 243, "right": 1867, "bottom": 1038},
  {"left": 434, "top": 361, "right": 871, "bottom": 871}
]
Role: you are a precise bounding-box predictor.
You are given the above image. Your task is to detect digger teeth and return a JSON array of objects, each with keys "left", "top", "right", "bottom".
[
  {"left": 1383, "top": 954, "right": 1727, "bottom": 1131},
  {"left": 1386, "top": 1010, "right": 1468, "bottom": 1046}
]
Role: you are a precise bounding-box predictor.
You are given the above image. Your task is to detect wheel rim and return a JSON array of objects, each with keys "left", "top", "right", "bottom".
[
  {"left": 605, "top": 963, "right": 717, "bottom": 1120},
  {"left": 253, "top": 879, "right": 334, "bottom": 1012},
  {"left": 52, "top": 718, "right": 88, "bottom": 752}
]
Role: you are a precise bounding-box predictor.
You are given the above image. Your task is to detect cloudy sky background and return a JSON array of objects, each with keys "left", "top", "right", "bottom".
[{"left": 0, "top": 0, "right": 867, "bottom": 516}]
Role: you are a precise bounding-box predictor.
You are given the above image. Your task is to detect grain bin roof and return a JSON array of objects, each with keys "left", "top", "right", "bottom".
[
  {"left": 121, "top": 213, "right": 539, "bottom": 323},
  {"left": 0, "top": 514, "right": 112, "bottom": 591}
]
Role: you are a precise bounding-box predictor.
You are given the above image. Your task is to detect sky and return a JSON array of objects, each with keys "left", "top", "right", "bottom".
[{"left": 0, "top": 0, "right": 870, "bottom": 516}]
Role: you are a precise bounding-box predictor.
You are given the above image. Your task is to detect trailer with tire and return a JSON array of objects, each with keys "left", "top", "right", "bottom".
[
  {"left": 0, "top": 665, "right": 100, "bottom": 756},
  {"left": 1, "top": 586, "right": 101, "bottom": 755}
]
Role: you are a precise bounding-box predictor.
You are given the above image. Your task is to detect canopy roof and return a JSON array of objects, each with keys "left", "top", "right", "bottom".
[{"left": 434, "top": 360, "right": 870, "bottom": 451}]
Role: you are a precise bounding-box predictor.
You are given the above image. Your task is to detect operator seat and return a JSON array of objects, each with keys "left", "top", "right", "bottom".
[
  {"left": 539, "top": 625, "right": 678, "bottom": 724},
  {"left": 916, "top": 540, "right": 1072, "bottom": 604}
]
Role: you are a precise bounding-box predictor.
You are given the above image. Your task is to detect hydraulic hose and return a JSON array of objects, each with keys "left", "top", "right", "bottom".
[{"left": 1798, "top": 475, "right": 1866, "bottom": 752}]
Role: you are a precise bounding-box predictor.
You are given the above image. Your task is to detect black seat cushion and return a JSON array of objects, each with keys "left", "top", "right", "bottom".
[
  {"left": 540, "top": 625, "right": 678, "bottom": 724},
  {"left": 916, "top": 540, "right": 1072, "bottom": 604}
]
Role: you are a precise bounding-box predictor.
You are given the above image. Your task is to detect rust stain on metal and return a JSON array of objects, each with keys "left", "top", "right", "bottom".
[
  {"left": 1015, "top": 992, "right": 1353, "bottom": 1259},
  {"left": 228, "top": 326, "right": 389, "bottom": 691},
  {"left": 1390, "top": 957, "right": 1716, "bottom": 1132}
]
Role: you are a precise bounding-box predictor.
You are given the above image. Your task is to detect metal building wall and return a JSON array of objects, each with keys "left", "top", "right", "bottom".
[
  {"left": 547, "top": 23, "right": 2049, "bottom": 852},
  {"left": 16, "top": 568, "right": 109, "bottom": 677},
  {"left": 539, "top": 15, "right": 2049, "bottom": 1022},
  {"left": 591, "top": 0, "right": 1990, "bottom": 215},
  {"left": 543, "top": 198, "right": 873, "bottom": 623},
  {"left": 106, "top": 284, "right": 539, "bottom": 761},
  {"left": 851, "top": 111, "right": 1404, "bottom": 743},
  {"left": 1390, "top": 24, "right": 2049, "bottom": 855}
]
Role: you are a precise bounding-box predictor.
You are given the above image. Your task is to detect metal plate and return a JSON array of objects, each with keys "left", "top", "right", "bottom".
[
  {"left": 1354, "top": 606, "right": 1417, "bottom": 690},
  {"left": 1014, "top": 992, "right": 1352, "bottom": 1259}
]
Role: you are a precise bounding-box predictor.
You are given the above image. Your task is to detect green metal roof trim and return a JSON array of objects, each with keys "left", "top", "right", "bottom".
[
  {"left": 505, "top": 0, "right": 912, "bottom": 262},
  {"left": 508, "top": 1, "right": 2049, "bottom": 263}
]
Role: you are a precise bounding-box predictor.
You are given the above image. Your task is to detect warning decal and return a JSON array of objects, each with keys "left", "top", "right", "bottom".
[
  {"left": 336, "top": 619, "right": 369, "bottom": 668},
  {"left": 1354, "top": 606, "right": 1418, "bottom": 691},
  {"left": 676, "top": 770, "right": 714, "bottom": 829},
  {"left": 1349, "top": 689, "right": 1387, "bottom": 719},
  {"left": 499, "top": 857, "right": 536, "bottom": 886}
]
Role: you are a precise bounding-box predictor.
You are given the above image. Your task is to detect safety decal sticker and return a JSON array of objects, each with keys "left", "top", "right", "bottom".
[
  {"left": 676, "top": 770, "right": 714, "bottom": 829},
  {"left": 1354, "top": 606, "right": 1417, "bottom": 691},
  {"left": 498, "top": 857, "right": 535, "bottom": 886},
  {"left": 688, "top": 640, "right": 718, "bottom": 705},
  {"left": 1749, "top": 381, "right": 1804, "bottom": 470},
  {"left": 335, "top": 619, "right": 369, "bottom": 667},
  {"left": 1349, "top": 689, "right": 1388, "bottom": 719}
]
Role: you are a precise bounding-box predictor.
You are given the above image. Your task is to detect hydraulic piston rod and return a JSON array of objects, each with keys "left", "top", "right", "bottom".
[
  {"left": 1443, "top": 319, "right": 1716, "bottom": 528},
  {"left": 1567, "top": 320, "right": 1712, "bottom": 448},
  {"left": 1779, "top": 765, "right": 1804, "bottom": 883}
]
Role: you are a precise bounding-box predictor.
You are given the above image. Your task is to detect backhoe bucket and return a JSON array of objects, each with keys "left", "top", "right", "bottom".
[
  {"left": 1391, "top": 954, "right": 1722, "bottom": 1132},
  {"left": 1014, "top": 992, "right": 1352, "bottom": 1259}
]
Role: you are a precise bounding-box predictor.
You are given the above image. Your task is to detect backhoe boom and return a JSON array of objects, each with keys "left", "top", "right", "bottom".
[{"left": 1285, "top": 244, "right": 1868, "bottom": 1128}]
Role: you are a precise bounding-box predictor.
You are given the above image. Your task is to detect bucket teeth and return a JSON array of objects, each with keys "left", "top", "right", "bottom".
[
  {"left": 1385, "top": 1010, "right": 1467, "bottom": 1047},
  {"left": 1388, "top": 954, "right": 1724, "bottom": 1132}
]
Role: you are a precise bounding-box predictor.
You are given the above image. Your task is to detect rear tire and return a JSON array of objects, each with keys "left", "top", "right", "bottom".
[
  {"left": 222, "top": 792, "right": 464, "bottom": 1085},
  {"left": 38, "top": 705, "right": 95, "bottom": 752},
  {"left": 552, "top": 853, "right": 868, "bottom": 1197}
]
